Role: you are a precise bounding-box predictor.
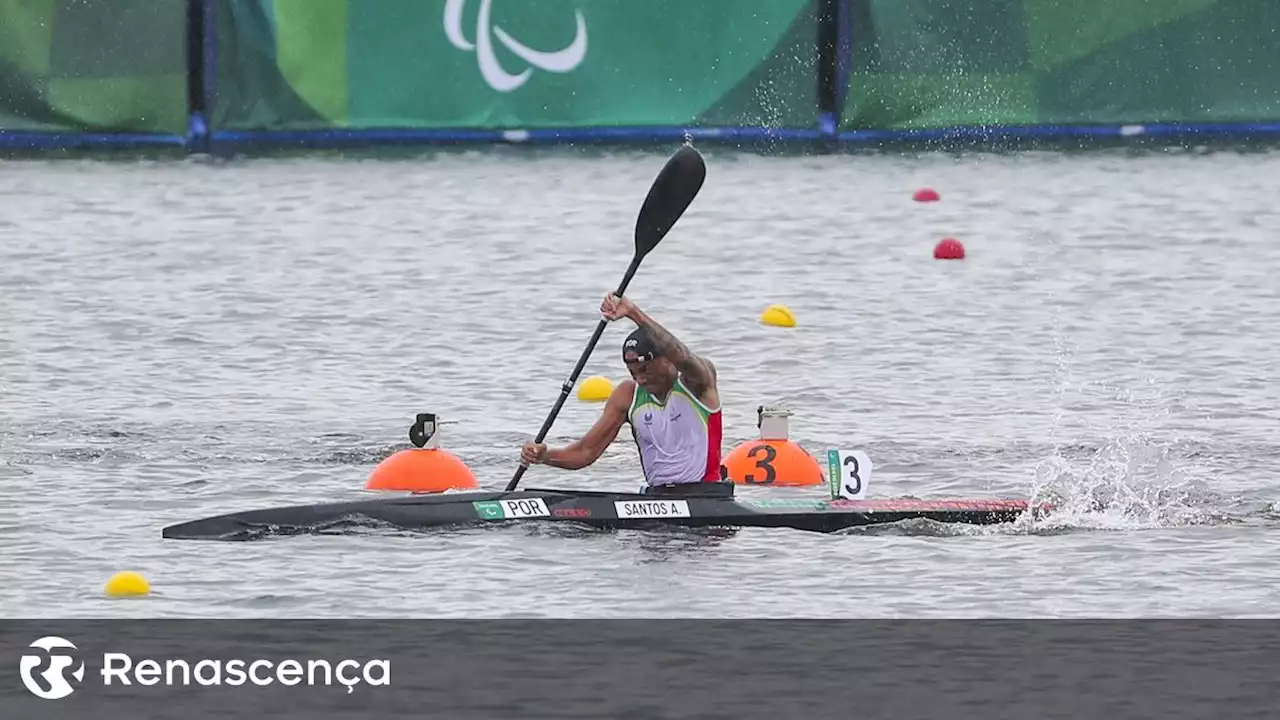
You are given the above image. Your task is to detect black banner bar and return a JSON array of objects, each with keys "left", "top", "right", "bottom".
[{"left": 4, "top": 620, "right": 1278, "bottom": 719}]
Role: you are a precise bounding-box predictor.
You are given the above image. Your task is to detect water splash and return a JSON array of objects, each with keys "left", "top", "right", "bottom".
[
  {"left": 828, "top": 433, "right": 1236, "bottom": 538},
  {"left": 1015, "top": 228, "right": 1230, "bottom": 532},
  {"left": 1026, "top": 432, "right": 1232, "bottom": 531}
]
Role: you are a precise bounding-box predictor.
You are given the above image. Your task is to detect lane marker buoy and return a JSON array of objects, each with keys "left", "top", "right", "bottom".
[{"left": 760, "top": 304, "right": 796, "bottom": 328}]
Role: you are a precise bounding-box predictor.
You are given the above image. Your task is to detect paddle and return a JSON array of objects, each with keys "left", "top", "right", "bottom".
[{"left": 505, "top": 144, "right": 707, "bottom": 491}]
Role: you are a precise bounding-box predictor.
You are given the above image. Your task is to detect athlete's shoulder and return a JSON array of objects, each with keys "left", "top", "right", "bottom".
[
  {"left": 678, "top": 358, "right": 719, "bottom": 411},
  {"left": 679, "top": 358, "right": 717, "bottom": 389},
  {"left": 598, "top": 379, "right": 637, "bottom": 427},
  {"left": 609, "top": 379, "right": 638, "bottom": 406},
  {"left": 700, "top": 357, "right": 717, "bottom": 380}
]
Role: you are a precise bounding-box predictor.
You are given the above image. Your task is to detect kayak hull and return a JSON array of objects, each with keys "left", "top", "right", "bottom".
[{"left": 161, "top": 488, "right": 1046, "bottom": 541}]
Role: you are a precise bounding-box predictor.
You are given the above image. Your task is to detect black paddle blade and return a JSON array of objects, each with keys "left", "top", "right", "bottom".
[{"left": 634, "top": 144, "right": 706, "bottom": 258}]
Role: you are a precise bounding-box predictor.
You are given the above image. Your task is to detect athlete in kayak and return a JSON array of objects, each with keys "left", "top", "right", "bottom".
[{"left": 520, "top": 292, "right": 724, "bottom": 489}]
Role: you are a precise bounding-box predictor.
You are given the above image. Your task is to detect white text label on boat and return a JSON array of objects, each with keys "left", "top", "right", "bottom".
[
  {"left": 613, "top": 500, "right": 691, "bottom": 518},
  {"left": 473, "top": 498, "right": 550, "bottom": 519},
  {"left": 827, "top": 449, "right": 872, "bottom": 500}
]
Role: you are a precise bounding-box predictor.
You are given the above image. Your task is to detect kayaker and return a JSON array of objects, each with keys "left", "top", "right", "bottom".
[{"left": 520, "top": 292, "right": 725, "bottom": 491}]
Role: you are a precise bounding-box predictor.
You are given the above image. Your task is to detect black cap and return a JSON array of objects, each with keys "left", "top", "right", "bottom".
[{"left": 622, "top": 327, "right": 660, "bottom": 363}]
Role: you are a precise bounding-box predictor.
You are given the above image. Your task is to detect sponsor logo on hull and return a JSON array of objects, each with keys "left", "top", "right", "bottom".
[
  {"left": 739, "top": 499, "right": 830, "bottom": 511},
  {"left": 740, "top": 498, "right": 1031, "bottom": 513},
  {"left": 613, "top": 500, "right": 690, "bottom": 518},
  {"left": 825, "top": 499, "right": 1029, "bottom": 512},
  {"left": 552, "top": 507, "right": 592, "bottom": 518}
]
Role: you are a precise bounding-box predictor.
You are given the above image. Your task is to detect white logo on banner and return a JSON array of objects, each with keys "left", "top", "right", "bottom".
[
  {"left": 20, "top": 636, "right": 85, "bottom": 700},
  {"left": 18, "top": 635, "right": 392, "bottom": 697},
  {"left": 444, "top": 0, "right": 588, "bottom": 92}
]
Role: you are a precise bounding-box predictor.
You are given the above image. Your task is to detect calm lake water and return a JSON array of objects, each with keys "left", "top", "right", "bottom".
[{"left": 3, "top": 144, "right": 1279, "bottom": 618}]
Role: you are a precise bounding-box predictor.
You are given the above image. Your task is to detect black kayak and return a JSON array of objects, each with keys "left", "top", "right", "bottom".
[{"left": 161, "top": 483, "right": 1046, "bottom": 541}]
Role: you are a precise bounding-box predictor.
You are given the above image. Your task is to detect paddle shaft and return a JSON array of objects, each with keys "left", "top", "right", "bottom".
[{"left": 505, "top": 255, "right": 642, "bottom": 491}]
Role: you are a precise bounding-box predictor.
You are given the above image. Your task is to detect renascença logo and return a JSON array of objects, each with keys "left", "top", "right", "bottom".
[
  {"left": 17, "top": 636, "right": 391, "bottom": 698},
  {"left": 444, "top": 0, "right": 587, "bottom": 92},
  {"left": 20, "top": 636, "right": 86, "bottom": 700}
]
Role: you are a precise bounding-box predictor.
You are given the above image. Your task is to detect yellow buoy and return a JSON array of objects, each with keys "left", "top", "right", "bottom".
[
  {"left": 577, "top": 375, "right": 614, "bottom": 402},
  {"left": 760, "top": 304, "right": 796, "bottom": 328},
  {"left": 105, "top": 571, "right": 150, "bottom": 597}
]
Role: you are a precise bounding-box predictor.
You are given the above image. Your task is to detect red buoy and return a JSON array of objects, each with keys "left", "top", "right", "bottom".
[
  {"left": 913, "top": 188, "right": 941, "bottom": 202},
  {"left": 934, "top": 237, "right": 965, "bottom": 260}
]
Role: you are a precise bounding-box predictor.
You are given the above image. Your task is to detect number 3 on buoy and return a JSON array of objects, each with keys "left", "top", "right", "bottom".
[{"left": 826, "top": 449, "right": 872, "bottom": 500}]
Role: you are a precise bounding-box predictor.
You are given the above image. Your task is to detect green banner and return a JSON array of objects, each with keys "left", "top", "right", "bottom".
[
  {"left": 212, "top": 0, "right": 818, "bottom": 132},
  {"left": 840, "top": 0, "right": 1280, "bottom": 131},
  {"left": 0, "top": 0, "right": 189, "bottom": 134}
]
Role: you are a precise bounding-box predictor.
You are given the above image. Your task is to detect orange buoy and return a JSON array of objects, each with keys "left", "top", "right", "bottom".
[
  {"left": 721, "top": 406, "right": 823, "bottom": 487},
  {"left": 366, "top": 413, "right": 478, "bottom": 493},
  {"left": 366, "top": 449, "right": 477, "bottom": 493}
]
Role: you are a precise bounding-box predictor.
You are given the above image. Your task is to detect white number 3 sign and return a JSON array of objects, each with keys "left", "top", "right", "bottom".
[{"left": 826, "top": 449, "right": 872, "bottom": 500}]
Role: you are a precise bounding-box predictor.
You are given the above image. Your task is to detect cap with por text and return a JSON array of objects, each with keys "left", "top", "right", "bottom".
[{"left": 622, "top": 327, "right": 660, "bottom": 363}]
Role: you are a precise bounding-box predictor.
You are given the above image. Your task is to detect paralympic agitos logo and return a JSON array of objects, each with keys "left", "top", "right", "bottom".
[
  {"left": 17, "top": 636, "right": 391, "bottom": 698},
  {"left": 444, "top": 0, "right": 588, "bottom": 92}
]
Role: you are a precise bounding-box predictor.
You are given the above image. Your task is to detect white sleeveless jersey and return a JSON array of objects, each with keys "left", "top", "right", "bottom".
[{"left": 626, "top": 377, "right": 722, "bottom": 485}]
